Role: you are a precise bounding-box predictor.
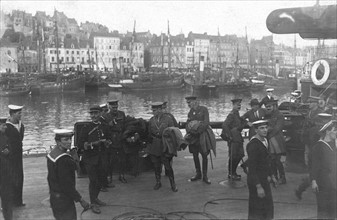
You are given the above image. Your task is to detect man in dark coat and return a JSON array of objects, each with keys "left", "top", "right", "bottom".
[
  {"left": 47, "top": 129, "right": 89, "bottom": 220},
  {"left": 105, "top": 100, "right": 127, "bottom": 184},
  {"left": 311, "top": 120, "right": 336, "bottom": 219},
  {"left": 0, "top": 117, "right": 14, "bottom": 220},
  {"left": 242, "top": 98, "right": 266, "bottom": 140},
  {"left": 246, "top": 120, "right": 274, "bottom": 220},
  {"left": 5, "top": 105, "right": 25, "bottom": 207},
  {"left": 265, "top": 100, "right": 286, "bottom": 184},
  {"left": 260, "top": 88, "right": 275, "bottom": 107},
  {"left": 185, "top": 96, "right": 211, "bottom": 184},
  {"left": 147, "top": 102, "right": 178, "bottom": 192},
  {"left": 78, "top": 106, "right": 111, "bottom": 214},
  {"left": 221, "top": 99, "right": 247, "bottom": 181}
]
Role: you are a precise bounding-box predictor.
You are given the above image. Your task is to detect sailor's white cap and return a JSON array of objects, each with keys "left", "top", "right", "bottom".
[
  {"left": 99, "top": 103, "right": 108, "bottom": 108},
  {"left": 8, "top": 105, "right": 24, "bottom": 111},
  {"left": 53, "top": 129, "right": 74, "bottom": 137},
  {"left": 318, "top": 113, "right": 332, "bottom": 118},
  {"left": 252, "top": 120, "right": 269, "bottom": 127},
  {"left": 266, "top": 88, "right": 274, "bottom": 92},
  {"left": 319, "top": 120, "right": 337, "bottom": 133}
]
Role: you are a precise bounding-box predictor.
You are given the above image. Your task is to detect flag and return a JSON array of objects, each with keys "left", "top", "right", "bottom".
[{"left": 6, "top": 53, "right": 17, "bottom": 63}]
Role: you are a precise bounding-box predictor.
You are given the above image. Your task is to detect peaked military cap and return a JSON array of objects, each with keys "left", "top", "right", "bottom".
[
  {"left": 250, "top": 98, "right": 260, "bottom": 106},
  {"left": 108, "top": 100, "right": 119, "bottom": 106},
  {"left": 89, "top": 105, "right": 102, "bottom": 113},
  {"left": 185, "top": 96, "right": 197, "bottom": 101},
  {"left": 53, "top": 129, "right": 74, "bottom": 137},
  {"left": 252, "top": 120, "right": 269, "bottom": 128},
  {"left": 319, "top": 120, "right": 337, "bottom": 133},
  {"left": 8, "top": 104, "right": 24, "bottom": 112},
  {"left": 0, "top": 117, "right": 7, "bottom": 124},
  {"left": 265, "top": 100, "right": 278, "bottom": 106},
  {"left": 266, "top": 88, "right": 274, "bottom": 92},
  {"left": 151, "top": 102, "right": 164, "bottom": 109},
  {"left": 291, "top": 92, "right": 299, "bottom": 96},
  {"left": 100, "top": 103, "right": 108, "bottom": 109},
  {"left": 231, "top": 98, "right": 242, "bottom": 104}
]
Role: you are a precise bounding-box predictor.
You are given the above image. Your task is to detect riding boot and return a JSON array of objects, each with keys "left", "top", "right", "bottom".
[
  {"left": 153, "top": 174, "right": 162, "bottom": 190},
  {"left": 202, "top": 157, "right": 211, "bottom": 184},
  {"left": 168, "top": 176, "right": 178, "bottom": 192},
  {"left": 190, "top": 154, "right": 202, "bottom": 181}
]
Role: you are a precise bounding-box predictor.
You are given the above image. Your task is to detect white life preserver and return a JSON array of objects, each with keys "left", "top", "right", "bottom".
[{"left": 311, "top": 59, "right": 330, "bottom": 86}]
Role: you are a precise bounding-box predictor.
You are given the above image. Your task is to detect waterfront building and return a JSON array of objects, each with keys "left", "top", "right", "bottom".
[
  {"left": 187, "top": 32, "right": 210, "bottom": 67},
  {"left": 0, "top": 38, "right": 18, "bottom": 73},
  {"left": 185, "top": 39, "right": 194, "bottom": 69},
  {"left": 90, "top": 32, "right": 120, "bottom": 71},
  {"left": 120, "top": 36, "right": 144, "bottom": 71},
  {"left": 11, "top": 10, "right": 33, "bottom": 37}
]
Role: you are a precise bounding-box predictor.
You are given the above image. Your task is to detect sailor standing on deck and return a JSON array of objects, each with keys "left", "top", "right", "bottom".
[
  {"left": 147, "top": 102, "right": 178, "bottom": 192},
  {"left": 260, "top": 88, "right": 275, "bottom": 107},
  {"left": 246, "top": 120, "right": 274, "bottom": 220},
  {"left": 221, "top": 99, "right": 247, "bottom": 181},
  {"left": 311, "top": 120, "right": 337, "bottom": 219},
  {"left": 78, "top": 106, "right": 111, "bottom": 214},
  {"left": 185, "top": 96, "right": 211, "bottom": 184},
  {"left": 242, "top": 98, "right": 266, "bottom": 140},
  {"left": 47, "top": 129, "right": 90, "bottom": 220},
  {"left": 5, "top": 104, "right": 25, "bottom": 207},
  {"left": 0, "top": 117, "right": 14, "bottom": 220}
]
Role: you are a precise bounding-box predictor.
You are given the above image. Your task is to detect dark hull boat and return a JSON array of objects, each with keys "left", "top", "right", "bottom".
[
  {"left": 30, "top": 74, "right": 85, "bottom": 95},
  {"left": 0, "top": 75, "right": 30, "bottom": 97},
  {"left": 0, "top": 85, "right": 30, "bottom": 97},
  {"left": 121, "top": 74, "right": 184, "bottom": 91}
]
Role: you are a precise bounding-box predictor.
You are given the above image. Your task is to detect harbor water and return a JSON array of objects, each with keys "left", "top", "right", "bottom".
[{"left": 0, "top": 87, "right": 293, "bottom": 153}]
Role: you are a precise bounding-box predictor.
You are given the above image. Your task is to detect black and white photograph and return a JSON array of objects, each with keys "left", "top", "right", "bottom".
[{"left": 0, "top": 0, "right": 336, "bottom": 219}]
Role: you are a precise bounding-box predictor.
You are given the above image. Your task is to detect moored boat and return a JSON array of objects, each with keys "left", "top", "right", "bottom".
[{"left": 0, "top": 74, "right": 30, "bottom": 97}]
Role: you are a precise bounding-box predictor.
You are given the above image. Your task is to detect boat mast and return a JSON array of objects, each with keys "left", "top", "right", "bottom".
[
  {"left": 168, "top": 20, "right": 171, "bottom": 76},
  {"left": 130, "top": 20, "right": 135, "bottom": 71},
  {"left": 245, "top": 26, "right": 250, "bottom": 71},
  {"left": 54, "top": 9, "right": 60, "bottom": 79},
  {"left": 161, "top": 33, "right": 164, "bottom": 69}
]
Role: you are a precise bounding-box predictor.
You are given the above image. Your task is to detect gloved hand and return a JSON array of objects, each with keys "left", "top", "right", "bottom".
[{"left": 79, "top": 198, "right": 90, "bottom": 211}]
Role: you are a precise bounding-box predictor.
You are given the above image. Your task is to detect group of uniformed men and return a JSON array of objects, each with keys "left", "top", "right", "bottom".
[{"left": 1, "top": 87, "right": 336, "bottom": 220}]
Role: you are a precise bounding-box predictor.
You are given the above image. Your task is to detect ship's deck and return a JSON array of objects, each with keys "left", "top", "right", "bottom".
[{"left": 10, "top": 140, "right": 316, "bottom": 220}]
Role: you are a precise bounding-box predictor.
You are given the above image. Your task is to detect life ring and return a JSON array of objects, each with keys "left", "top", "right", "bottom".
[{"left": 311, "top": 59, "right": 330, "bottom": 86}]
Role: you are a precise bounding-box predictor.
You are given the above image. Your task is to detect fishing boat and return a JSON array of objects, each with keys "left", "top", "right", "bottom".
[
  {"left": 120, "top": 72, "right": 184, "bottom": 91},
  {"left": 0, "top": 74, "right": 30, "bottom": 97},
  {"left": 29, "top": 72, "right": 85, "bottom": 95}
]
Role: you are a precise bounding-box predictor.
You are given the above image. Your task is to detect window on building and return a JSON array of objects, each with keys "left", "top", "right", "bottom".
[
  {"left": 72, "top": 57, "right": 75, "bottom": 62},
  {"left": 72, "top": 51, "right": 74, "bottom": 54},
  {"left": 66, "top": 50, "right": 69, "bottom": 54},
  {"left": 52, "top": 57, "right": 55, "bottom": 62},
  {"left": 66, "top": 57, "right": 69, "bottom": 62},
  {"left": 82, "top": 57, "right": 84, "bottom": 62},
  {"left": 71, "top": 44, "right": 74, "bottom": 49},
  {"left": 77, "top": 51, "right": 79, "bottom": 55}
]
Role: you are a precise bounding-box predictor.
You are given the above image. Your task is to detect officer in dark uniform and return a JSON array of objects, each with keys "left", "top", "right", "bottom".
[
  {"left": 78, "top": 106, "right": 111, "bottom": 214},
  {"left": 221, "top": 99, "right": 247, "bottom": 181},
  {"left": 246, "top": 120, "right": 274, "bottom": 220},
  {"left": 5, "top": 104, "right": 25, "bottom": 207},
  {"left": 47, "top": 129, "right": 90, "bottom": 220},
  {"left": 147, "top": 102, "right": 178, "bottom": 191},
  {"left": 0, "top": 117, "right": 13, "bottom": 220},
  {"left": 162, "top": 101, "right": 179, "bottom": 127},
  {"left": 105, "top": 100, "right": 127, "bottom": 183},
  {"left": 185, "top": 96, "right": 211, "bottom": 184},
  {"left": 260, "top": 88, "right": 275, "bottom": 107},
  {"left": 242, "top": 98, "right": 266, "bottom": 140}
]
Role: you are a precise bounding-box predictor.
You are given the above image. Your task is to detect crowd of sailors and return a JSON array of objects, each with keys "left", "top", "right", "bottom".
[{"left": 0, "top": 87, "right": 336, "bottom": 220}]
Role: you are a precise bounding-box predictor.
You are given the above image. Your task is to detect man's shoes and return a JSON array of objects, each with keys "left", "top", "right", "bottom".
[
  {"left": 189, "top": 175, "right": 202, "bottom": 181},
  {"left": 153, "top": 182, "right": 162, "bottom": 190},
  {"left": 240, "top": 163, "right": 248, "bottom": 174},
  {"left": 14, "top": 203, "right": 26, "bottom": 207},
  {"left": 278, "top": 176, "right": 287, "bottom": 185},
  {"left": 228, "top": 174, "right": 241, "bottom": 181},
  {"left": 106, "top": 182, "right": 115, "bottom": 188},
  {"left": 91, "top": 204, "right": 101, "bottom": 214},
  {"left": 203, "top": 177, "right": 211, "bottom": 184},
  {"left": 94, "top": 198, "right": 107, "bottom": 207},
  {"left": 119, "top": 176, "right": 127, "bottom": 183},
  {"left": 100, "top": 187, "right": 108, "bottom": 192},
  {"left": 295, "top": 189, "right": 302, "bottom": 200}
]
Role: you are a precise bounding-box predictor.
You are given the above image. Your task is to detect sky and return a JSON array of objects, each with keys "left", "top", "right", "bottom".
[{"left": 1, "top": 0, "right": 336, "bottom": 48}]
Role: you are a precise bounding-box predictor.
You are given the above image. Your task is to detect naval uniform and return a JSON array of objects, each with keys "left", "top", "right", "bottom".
[
  {"left": 242, "top": 108, "right": 266, "bottom": 139},
  {"left": 222, "top": 109, "right": 246, "bottom": 176},
  {"left": 0, "top": 133, "right": 14, "bottom": 220},
  {"left": 5, "top": 120, "right": 24, "bottom": 206},
  {"left": 260, "top": 95, "right": 274, "bottom": 108},
  {"left": 246, "top": 136, "right": 274, "bottom": 220},
  {"left": 186, "top": 105, "right": 210, "bottom": 178},
  {"left": 47, "top": 147, "right": 82, "bottom": 220},
  {"left": 78, "top": 121, "right": 111, "bottom": 204},
  {"left": 311, "top": 140, "right": 337, "bottom": 219}
]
